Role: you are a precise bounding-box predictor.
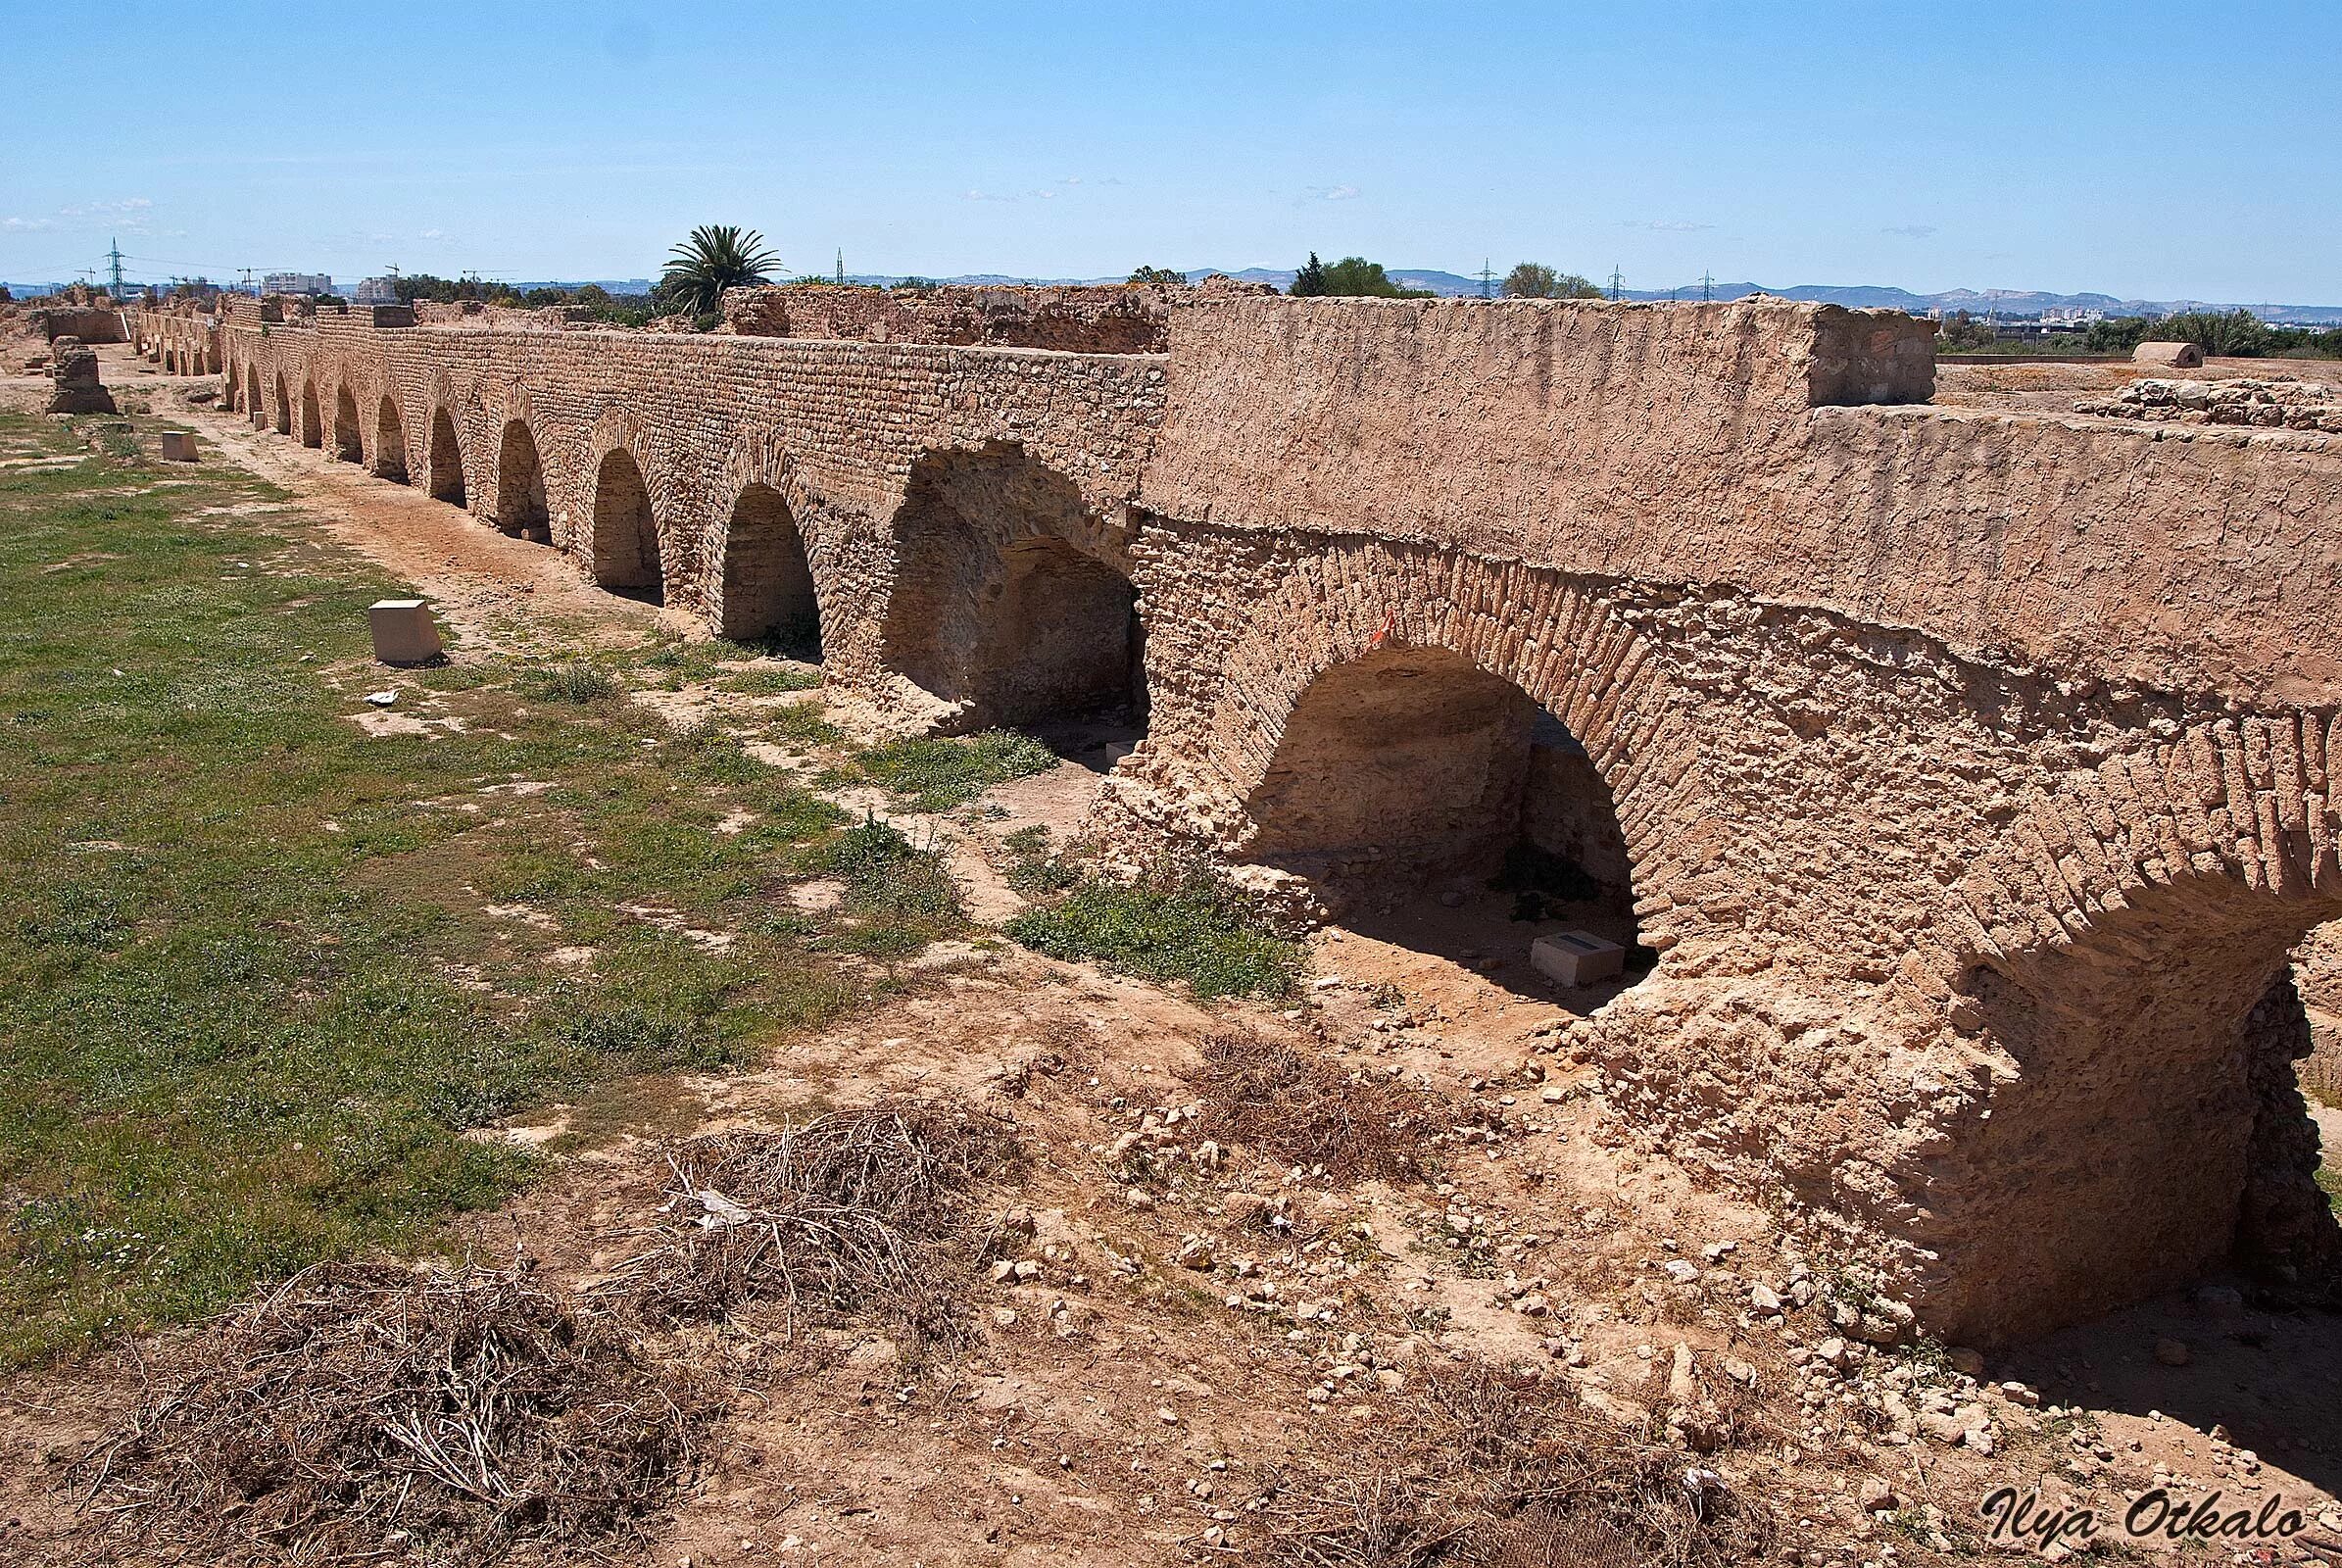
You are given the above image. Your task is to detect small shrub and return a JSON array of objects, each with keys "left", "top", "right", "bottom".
[
  {"left": 805, "top": 815, "right": 962, "bottom": 956},
  {"left": 848, "top": 729, "right": 1057, "bottom": 812},
  {"left": 1005, "top": 866, "right": 1302, "bottom": 999},
  {"left": 522, "top": 662, "right": 622, "bottom": 704},
  {"left": 723, "top": 665, "right": 822, "bottom": 696},
  {"left": 1002, "top": 824, "right": 1079, "bottom": 895}
]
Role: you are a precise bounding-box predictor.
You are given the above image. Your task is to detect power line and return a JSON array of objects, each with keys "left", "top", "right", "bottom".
[
  {"left": 1607, "top": 265, "right": 1624, "bottom": 301},
  {"left": 1700, "top": 270, "right": 1714, "bottom": 302},
  {"left": 106, "top": 238, "right": 125, "bottom": 299},
  {"left": 1479, "top": 258, "right": 1493, "bottom": 299}
]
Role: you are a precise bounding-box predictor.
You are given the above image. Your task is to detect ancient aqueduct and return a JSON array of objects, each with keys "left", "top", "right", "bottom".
[{"left": 125, "top": 290, "right": 2342, "bottom": 1345}]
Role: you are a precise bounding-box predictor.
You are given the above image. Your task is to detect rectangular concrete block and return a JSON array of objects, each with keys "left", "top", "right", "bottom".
[
  {"left": 1531, "top": 930, "right": 1625, "bottom": 988},
  {"left": 160, "top": 430, "right": 198, "bottom": 462},
  {"left": 367, "top": 598, "right": 444, "bottom": 665}
]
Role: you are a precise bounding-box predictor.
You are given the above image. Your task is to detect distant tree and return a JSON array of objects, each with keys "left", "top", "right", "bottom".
[
  {"left": 1935, "top": 311, "right": 2000, "bottom": 352},
  {"left": 1293, "top": 255, "right": 1432, "bottom": 299},
  {"left": 1128, "top": 266, "right": 1187, "bottom": 287},
  {"left": 2156, "top": 308, "right": 2269, "bottom": 357},
  {"left": 2082, "top": 316, "right": 2155, "bottom": 355},
  {"left": 1502, "top": 262, "right": 1602, "bottom": 299},
  {"left": 573, "top": 283, "right": 611, "bottom": 306},
  {"left": 894, "top": 276, "right": 939, "bottom": 292},
  {"left": 661, "top": 224, "right": 783, "bottom": 317}
]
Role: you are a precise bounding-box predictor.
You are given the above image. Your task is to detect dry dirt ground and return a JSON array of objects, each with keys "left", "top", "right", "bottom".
[{"left": 2, "top": 345, "right": 2340, "bottom": 1568}]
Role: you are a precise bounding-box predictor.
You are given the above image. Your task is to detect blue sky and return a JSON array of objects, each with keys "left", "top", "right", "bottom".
[{"left": 3, "top": 0, "right": 2336, "bottom": 302}]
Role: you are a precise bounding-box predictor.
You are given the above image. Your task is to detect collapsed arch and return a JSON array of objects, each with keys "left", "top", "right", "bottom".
[
  {"left": 493, "top": 419, "right": 551, "bottom": 543},
  {"left": 427, "top": 409, "right": 466, "bottom": 507},
  {"left": 299, "top": 379, "right": 322, "bottom": 448},
  {"left": 881, "top": 446, "right": 1142, "bottom": 728},
  {"left": 333, "top": 384, "right": 363, "bottom": 463},
  {"left": 590, "top": 447, "right": 664, "bottom": 603},
  {"left": 719, "top": 482, "right": 819, "bottom": 652},
  {"left": 373, "top": 396, "right": 409, "bottom": 482}
]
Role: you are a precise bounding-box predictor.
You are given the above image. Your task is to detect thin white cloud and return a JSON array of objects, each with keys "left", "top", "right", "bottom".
[
  {"left": 1623, "top": 219, "right": 1714, "bottom": 233},
  {"left": 1881, "top": 223, "right": 1938, "bottom": 239},
  {"left": 60, "top": 198, "right": 153, "bottom": 218},
  {"left": 1322, "top": 184, "right": 1360, "bottom": 201},
  {"left": 3, "top": 216, "right": 58, "bottom": 231}
]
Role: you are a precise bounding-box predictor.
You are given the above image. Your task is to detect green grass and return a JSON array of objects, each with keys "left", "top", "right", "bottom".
[
  {"left": 0, "top": 411, "right": 866, "bottom": 1367},
  {"left": 2319, "top": 1158, "right": 2340, "bottom": 1217},
  {"left": 805, "top": 816, "right": 964, "bottom": 958},
  {"left": 840, "top": 729, "right": 1058, "bottom": 812},
  {"left": 719, "top": 664, "right": 822, "bottom": 697},
  {"left": 1005, "top": 868, "right": 1303, "bottom": 999}
]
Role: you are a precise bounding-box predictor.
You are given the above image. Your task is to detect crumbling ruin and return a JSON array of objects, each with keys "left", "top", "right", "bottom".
[
  {"left": 45, "top": 336, "right": 117, "bottom": 414},
  {"left": 138, "top": 286, "right": 2342, "bottom": 1345}
]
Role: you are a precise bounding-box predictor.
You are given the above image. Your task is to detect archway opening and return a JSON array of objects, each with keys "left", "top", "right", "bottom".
[
  {"left": 427, "top": 409, "right": 465, "bottom": 507},
  {"left": 1244, "top": 645, "right": 1645, "bottom": 1003},
  {"left": 591, "top": 448, "right": 663, "bottom": 604},
  {"left": 299, "top": 381, "right": 322, "bottom": 449},
  {"left": 494, "top": 420, "right": 551, "bottom": 543},
  {"left": 720, "top": 482, "right": 819, "bottom": 656},
  {"left": 333, "top": 386, "right": 363, "bottom": 463},
  {"left": 272, "top": 372, "right": 290, "bottom": 436},
  {"left": 1927, "top": 884, "right": 2342, "bottom": 1343},
  {"left": 881, "top": 447, "right": 1144, "bottom": 736},
  {"left": 247, "top": 366, "right": 264, "bottom": 428},
  {"left": 373, "top": 398, "right": 409, "bottom": 482},
  {"left": 206, "top": 345, "right": 220, "bottom": 376}
]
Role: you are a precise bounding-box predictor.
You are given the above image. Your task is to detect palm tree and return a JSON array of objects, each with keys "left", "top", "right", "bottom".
[{"left": 661, "top": 224, "right": 783, "bottom": 316}]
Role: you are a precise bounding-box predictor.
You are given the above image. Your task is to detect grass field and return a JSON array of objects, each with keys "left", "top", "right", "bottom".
[{"left": 0, "top": 410, "right": 881, "bottom": 1366}]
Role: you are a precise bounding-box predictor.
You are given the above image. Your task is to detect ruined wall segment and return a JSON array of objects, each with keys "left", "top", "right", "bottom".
[{"left": 149, "top": 293, "right": 2342, "bottom": 1346}]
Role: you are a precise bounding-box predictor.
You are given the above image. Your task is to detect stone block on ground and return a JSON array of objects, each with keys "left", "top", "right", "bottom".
[
  {"left": 1530, "top": 930, "right": 1625, "bottom": 987},
  {"left": 366, "top": 599, "right": 444, "bottom": 665},
  {"left": 2132, "top": 340, "right": 2204, "bottom": 368},
  {"left": 160, "top": 430, "right": 198, "bottom": 462}
]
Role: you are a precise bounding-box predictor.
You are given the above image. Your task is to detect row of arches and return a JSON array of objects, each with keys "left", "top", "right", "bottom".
[{"left": 229, "top": 351, "right": 822, "bottom": 649}]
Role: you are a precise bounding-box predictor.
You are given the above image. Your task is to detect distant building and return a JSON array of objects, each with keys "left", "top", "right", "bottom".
[
  {"left": 263, "top": 271, "right": 332, "bottom": 296},
  {"left": 353, "top": 276, "right": 399, "bottom": 305}
]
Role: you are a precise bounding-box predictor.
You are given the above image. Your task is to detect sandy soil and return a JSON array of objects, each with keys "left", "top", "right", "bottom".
[
  {"left": 3, "top": 343, "right": 2340, "bottom": 1568},
  {"left": 1936, "top": 355, "right": 2342, "bottom": 415}
]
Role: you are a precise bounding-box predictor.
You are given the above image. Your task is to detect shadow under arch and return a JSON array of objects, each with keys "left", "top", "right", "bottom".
[
  {"left": 271, "top": 371, "right": 290, "bottom": 436},
  {"left": 299, "top": 380, "right": 322, "bottom": 449},
  {"left": 721, "top": 481, "right": 819, "bottom": 654},
  {"left": 494, "top": 419, "right": 551, "bottom": 543},
  {"left": 332, "top": 384, "right": 363, "bottom": 463},
  {"left": 373, "top": 396, "right": 409, "bottom": 482},
  {"left": 591, "top": 446, "right": 664, "bottom": 603},
  {"left": 1242, "top": 642, "right": 1646, "bottom": 1002},
  {"left": 1919, "top": 866, "right": 2342, "bottom": 1345},
  {"left": 427, "top": 408, "right": 465, "bottom": 507},
  {"left": 246, "top": 365, "right": 264, "bottom": 428},
  {"left": 881, "top": 444, "right": 1143, "bottom": 732}
]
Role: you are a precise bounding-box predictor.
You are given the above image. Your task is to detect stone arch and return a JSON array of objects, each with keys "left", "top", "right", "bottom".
[
  {"left": 493, "top": 418, "right": 552, "bottom": 543},
  {"left": 718, "top": 481, "right": 820, "bottom": 652},
  {"left": 332, "top": 383, "right": 363, "bottom": 463},
  {"left": 1895, "top": 710, "right": 2342, "bottom": 1341},
  {"left": 1191, "top": 544, "right": 1723, "bottom": 958},
  {"left": 373, "top": 395, "right": 410, "bottom": 483},
  {"left": 590, "top": 445, "right": 665, "bottom": 602},
  {"left": 247, "top": 364, "right": 264, "bottom": 428},
  {"left": 298, "top": 378, "right": 322, "bottom": 448},
  {"left": 271, "top": 370, "right": 291, "bottom": 435},
  {"left": 205, "top": 342, "right": 220, "bottom": 376},
  {"left": 880, "top": 443, "right": 1143, "bottom": 730},
  {"left": 427, "top": 406, "right": 466, "bottom": 507}
]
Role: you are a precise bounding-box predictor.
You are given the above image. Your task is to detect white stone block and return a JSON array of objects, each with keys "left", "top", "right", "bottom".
[
  {"left": 1531, "top": 930, "right": 1625, "bottom": 987},
  {"left": 367, "top": 598, "right": 443, "bottom": 664}
]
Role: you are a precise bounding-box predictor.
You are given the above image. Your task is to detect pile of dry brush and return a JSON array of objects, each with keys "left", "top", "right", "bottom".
[
  {"left": 601, "top": 1100, "right": 1023, "bottom": 1343},
  {"left": 1247, "top": 1359, "right": 1777, "bottom": 1568},
  {"left": 75, "top": 1259, "right": 716, "bottom": 1567},
  {"left": 1193, "top": 1030, "right": 1440, "bottom": 1183}
]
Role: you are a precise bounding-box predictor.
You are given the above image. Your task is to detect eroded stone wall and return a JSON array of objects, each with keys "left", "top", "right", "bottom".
[{"left": 154, "top": 294, "right": 2342, "bottom": 1342}]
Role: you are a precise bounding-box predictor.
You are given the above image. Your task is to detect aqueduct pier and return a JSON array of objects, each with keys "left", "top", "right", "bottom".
[{"left": 129, "top": 291, "right": 2342, "bottom": 1343}]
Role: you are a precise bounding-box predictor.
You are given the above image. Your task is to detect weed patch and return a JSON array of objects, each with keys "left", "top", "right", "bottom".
[
  {"left": 843, "top": 728, "right": 1057, "bottom": 812},
  {"left": 1193, "top": 1031, "right": 1439, "bottom": 1182},
  {"left": 520, "top": 662, "right": 623, "bottom": 704},
  {"left": 805, "top": 816, "right": 963, "bottom": 957},
  {"left": 1006, "top": 866, "right": 1302, "bottom": 999}
]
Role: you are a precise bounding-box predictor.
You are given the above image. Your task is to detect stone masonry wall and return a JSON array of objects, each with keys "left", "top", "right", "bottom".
[{"left": 159, "top": 296, "right": 2342, "bottom": 1342}]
